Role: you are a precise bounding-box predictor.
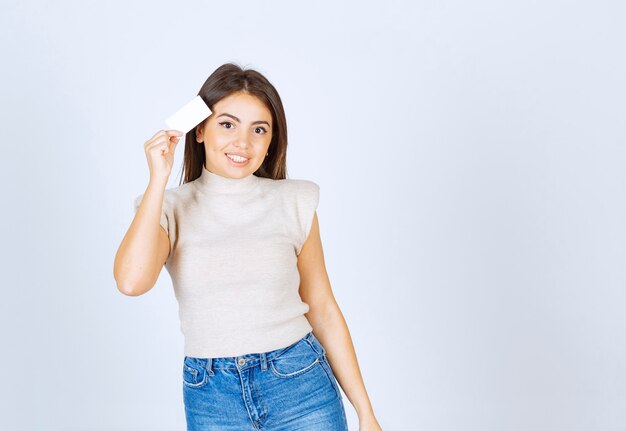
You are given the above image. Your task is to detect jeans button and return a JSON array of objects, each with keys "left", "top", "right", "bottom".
[{"left": 238, "top": 357, "right": 246, "bottom": 366}]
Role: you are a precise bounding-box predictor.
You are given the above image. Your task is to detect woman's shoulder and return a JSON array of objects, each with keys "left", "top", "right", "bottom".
[
  {"left": 259, "top": 176, "right": 320, "bottom": 195},
  {"left": 134, "top": 180, "right": 196, "bottom": 210},
  {"left": 164, "top": 181, "right": 196, "bottom": 199},
  {"left": 259, "top": 178, "right": 320, "bottom": 215}
]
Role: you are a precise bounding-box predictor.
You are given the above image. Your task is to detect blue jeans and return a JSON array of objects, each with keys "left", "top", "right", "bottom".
[{"left": 182, "top": 331, "right": 349, "bottom": 430}]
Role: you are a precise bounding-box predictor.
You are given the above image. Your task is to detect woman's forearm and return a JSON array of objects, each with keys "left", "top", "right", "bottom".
[{"left": 309, "top": 304, "right": 378, "bottom": 419}]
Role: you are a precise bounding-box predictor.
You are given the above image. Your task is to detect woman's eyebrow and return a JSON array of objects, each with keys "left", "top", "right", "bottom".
[{"left": 216, "top": 112, "right": 270, "bottom": 127}]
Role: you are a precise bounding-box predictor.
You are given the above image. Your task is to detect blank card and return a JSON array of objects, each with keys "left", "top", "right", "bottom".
[{"left": 165, "top": 95, "right": 212, "bottom": 134}]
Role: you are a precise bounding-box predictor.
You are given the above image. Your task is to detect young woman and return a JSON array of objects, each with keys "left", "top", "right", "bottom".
[{"left": 114, "top": 63, "right": 382, "bottom": 431}]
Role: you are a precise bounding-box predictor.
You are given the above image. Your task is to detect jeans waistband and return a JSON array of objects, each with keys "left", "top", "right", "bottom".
[{"left": 185, "top": 331, "right": 326, "bottom": 374}]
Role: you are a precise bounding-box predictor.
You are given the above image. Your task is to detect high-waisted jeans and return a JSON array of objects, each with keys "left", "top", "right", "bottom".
[{"left": 182, "top": 331, "right": 349, "bottom": 430}]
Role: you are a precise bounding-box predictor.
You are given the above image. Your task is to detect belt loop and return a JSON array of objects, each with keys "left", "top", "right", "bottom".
[
  {"left": 260, "top": 352, "right": 267, "bottom": 371},
  {"left": 205, "top": 357, "right": 215, "bottom": 376}
]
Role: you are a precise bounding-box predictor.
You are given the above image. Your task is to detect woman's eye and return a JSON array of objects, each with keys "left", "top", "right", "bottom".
[{"left": 219, "top": 122, "right": 266, "bottom": 134}]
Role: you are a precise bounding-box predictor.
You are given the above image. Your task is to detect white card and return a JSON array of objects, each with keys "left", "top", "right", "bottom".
[{"left": 165, "top": 95, "right": 212, "bottom": 134}]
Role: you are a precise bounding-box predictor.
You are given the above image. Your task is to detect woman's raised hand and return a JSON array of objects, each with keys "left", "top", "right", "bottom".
[{"left": 143, "top": 129, "right": 183, "bottom": 181}]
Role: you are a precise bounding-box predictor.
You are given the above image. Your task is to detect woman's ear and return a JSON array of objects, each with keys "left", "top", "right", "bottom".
[{"left": 195, "top": 124, "right": 203, "bottom": 143}]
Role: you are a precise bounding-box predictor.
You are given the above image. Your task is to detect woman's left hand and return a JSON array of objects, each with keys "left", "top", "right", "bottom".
[{"left": 359, "top": 415, "right": 383, "bottom": 431}]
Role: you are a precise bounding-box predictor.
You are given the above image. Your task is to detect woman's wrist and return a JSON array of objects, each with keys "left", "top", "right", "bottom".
[{"left": 355, "top": 403, "right": 375, "bottom": 419}]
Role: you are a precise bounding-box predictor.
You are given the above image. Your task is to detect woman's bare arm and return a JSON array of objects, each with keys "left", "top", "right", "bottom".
[
  {"left": 113, "top": 178, "right": 170, "bottom": 296},
  {"left": 114, "top": 129, "right": 181, "bottom": 296}
]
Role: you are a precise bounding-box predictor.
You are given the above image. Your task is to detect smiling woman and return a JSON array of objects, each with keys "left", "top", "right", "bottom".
[
  {"left": 195, "top": 92, "right": 274, "bottom": 176},
  {"left": 176, "top": 64, "right": 291, "bottom": 183},
  {"left": 116, "top": 62, "right": 381, "bottom": 431}
]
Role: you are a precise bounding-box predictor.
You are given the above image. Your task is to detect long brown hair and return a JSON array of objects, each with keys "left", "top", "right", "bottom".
[{"left": 175, "top": 63, "right": 289, "bottom": 185}]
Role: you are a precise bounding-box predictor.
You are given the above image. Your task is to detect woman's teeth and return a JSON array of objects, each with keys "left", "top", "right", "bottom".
[{"left": 226, "top": 154, "right": 248, "bottom": 162}]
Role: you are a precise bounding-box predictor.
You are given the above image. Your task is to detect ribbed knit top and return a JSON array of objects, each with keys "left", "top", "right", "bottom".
[{"left": 133, "top": 165, "right": 320, "bottom": 358}]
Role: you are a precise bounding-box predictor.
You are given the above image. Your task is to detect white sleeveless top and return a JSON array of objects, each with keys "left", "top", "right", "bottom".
[{"left": 134, "top": 165, "right": 319, "bottom": 358}]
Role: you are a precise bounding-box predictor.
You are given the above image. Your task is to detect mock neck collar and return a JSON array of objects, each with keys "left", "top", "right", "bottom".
[{"left": 194, "top": 164, "right": 260, "bottom": 194}]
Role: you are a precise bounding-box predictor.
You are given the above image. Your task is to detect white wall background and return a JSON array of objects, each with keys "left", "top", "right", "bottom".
[{"left": 1, "top": 0, "right": 624, "bottom": 430}]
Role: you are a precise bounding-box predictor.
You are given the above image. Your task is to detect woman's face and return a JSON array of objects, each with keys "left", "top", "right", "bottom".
[{"left": 195, "top": 91, "right": 273, "bottom": 179}]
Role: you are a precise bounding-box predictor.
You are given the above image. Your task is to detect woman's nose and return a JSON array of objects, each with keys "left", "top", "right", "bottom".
[{"left": 234, "top": 132, "right": 250, "bottom": 148}]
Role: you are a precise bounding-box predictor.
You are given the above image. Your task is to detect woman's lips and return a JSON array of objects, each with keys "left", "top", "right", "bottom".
[{"left": 225, "top": 153, "right": 250, "bottom": 166}]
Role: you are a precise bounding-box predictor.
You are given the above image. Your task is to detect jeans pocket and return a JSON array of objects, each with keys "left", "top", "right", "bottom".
[
  {"left": 182, "top": 356, "right": 208, "bottom": 389},
  {"left": 269, "top": 338, "right": 320, "bottom": 378}
]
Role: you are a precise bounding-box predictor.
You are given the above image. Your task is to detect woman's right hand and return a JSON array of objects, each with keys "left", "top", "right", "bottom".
[{"left": 143, "top": 129, "right": 183, "bottom": 181}]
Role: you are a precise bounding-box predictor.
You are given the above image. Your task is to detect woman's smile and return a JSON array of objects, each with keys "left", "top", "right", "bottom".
[{"left": 225, "top": 152, "right": 251, "bottom": 166}]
